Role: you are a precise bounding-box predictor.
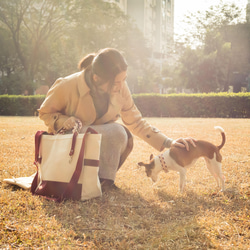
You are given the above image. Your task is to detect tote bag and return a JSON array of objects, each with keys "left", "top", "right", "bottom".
[{"left": 31, "top": 127, "right": 102, "bottom": 202}]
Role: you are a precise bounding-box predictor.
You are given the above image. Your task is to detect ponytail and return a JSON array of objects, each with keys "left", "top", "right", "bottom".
[{"left": 78, "top": 53, "right": 95, "bottom": 70}]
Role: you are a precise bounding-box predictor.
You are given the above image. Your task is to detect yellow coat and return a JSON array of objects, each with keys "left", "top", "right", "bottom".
[{"left": 39, "top": 70, "right": 169, "bottom": 151}]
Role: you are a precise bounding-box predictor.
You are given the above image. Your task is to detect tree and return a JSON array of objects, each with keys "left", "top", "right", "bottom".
[
  {"left": 180, "top": 1, "right": 243, "bottom": 48},
  {"left": 0, "top": 0, "right": 68, "bottom": 94},
  {"left": 215, "top": 41, "right": 232, "bottom": 91},
  {"left": 0, "top": 0, "right": 150, "bottom": 94},
  {"left": 197, "top": 52, "right": 218, "bottom": 92},
  {"left": 175, "top": 1, "right": 246, "bottom": 92},
  {"left": 178, "top": 47, "right": 200, "bottom": 92}
]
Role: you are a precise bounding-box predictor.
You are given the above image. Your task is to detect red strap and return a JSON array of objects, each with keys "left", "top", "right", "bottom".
[
  {"left": 34, "top": 131, "right": 47, "bottom": 163},
  {"left": 69, "top": 132, "right": 78, "bottom": 156},
  {"left": 31, "top": 131, "right": 48, "bottom": 194}
]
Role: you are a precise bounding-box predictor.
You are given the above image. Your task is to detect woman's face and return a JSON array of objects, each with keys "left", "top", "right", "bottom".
[
  {"left": 96, "top": 71, "right": 127, "bottom": 93},
  {"left": 112, "top": 71, "right": 127, "bottom": 93}
]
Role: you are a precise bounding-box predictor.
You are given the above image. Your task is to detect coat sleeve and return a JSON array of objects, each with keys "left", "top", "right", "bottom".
[
  {"left": 38, "top": 78, "right": 71, "bottom": 133},
  {"left": 120, "top": 83, "right": 173, "bottom": 151}
]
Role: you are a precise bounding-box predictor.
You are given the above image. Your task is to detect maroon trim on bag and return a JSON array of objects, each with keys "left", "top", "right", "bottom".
[
  {"left": 69, "top": 132, "right": 78, "bottom": 156},
  {"left": 31, "top": 172, "right": 38, "bottom": 195},
  {"left": 35, "top": 131, "right": 48, "bottom": 164},
  {"left": 84, "top": 159, "right": 99, "bottom": 167},
  {"left": 31, "top": 131, "right": 48, "bottom": 195},
  {"left": 35, "top": 180, "right": 82, "bottom": 201}
]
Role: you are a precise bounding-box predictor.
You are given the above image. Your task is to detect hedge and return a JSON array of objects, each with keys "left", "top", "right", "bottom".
[
  {"left": 133, "top": 92, "right": 250, "bottom": 118},
  {"left": 0, "top": 93, "right": 249, "bottom": 118},
  {"left": 0, "top": 95, "right": 45, "bottom": 116}
]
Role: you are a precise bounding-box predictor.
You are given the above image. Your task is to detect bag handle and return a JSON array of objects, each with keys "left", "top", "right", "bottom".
[
  {"left": 69, "top": 132, "right": 78, "bottom": 156},
  {"left": 34, "top": 130, "right": 79, "bottom": 164}
]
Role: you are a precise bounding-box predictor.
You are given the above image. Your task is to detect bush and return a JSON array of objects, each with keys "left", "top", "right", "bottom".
[
  {"left": 133, "top": 92, "right": 250, "bottom": 118},
  {"left": 0, "top": 93, "right": 249, "bottom": 118},
  {"left": 0, "top": 95, "right": 45, "bottom": 116}
]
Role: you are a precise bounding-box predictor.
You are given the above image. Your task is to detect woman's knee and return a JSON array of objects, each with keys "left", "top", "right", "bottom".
[
  {"left": 84, "top": 123, "right": 127, "bottom": 140},
  {"left": 106, "top": 123, "right": 127, "bottom": 140},
  {"left": 101, "top": 124, "right": 128, "bottom": 149}
]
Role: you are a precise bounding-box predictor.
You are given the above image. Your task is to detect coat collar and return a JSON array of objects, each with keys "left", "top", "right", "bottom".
[
  {"left": 77, "top": 70, "right": 91, "bottom": 97},
  {"left": 75, "top": 70, "right": 97, "bottom": 125}
]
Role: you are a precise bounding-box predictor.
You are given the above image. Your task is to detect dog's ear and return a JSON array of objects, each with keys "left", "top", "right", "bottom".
[
  {"left": 150, "top": 154, "right": 154, "bottom": 161},
  {"left": 137, "top": 162, "right": 145, "bottom": 167}
]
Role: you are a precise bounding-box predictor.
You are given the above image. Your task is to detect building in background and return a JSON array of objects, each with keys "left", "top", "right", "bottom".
[
  {"left": 221, "top": 0, "right": 250, "bottom": 93},
  {"left": 108, "top": 0, "right": 174, "bottom": 62},
  {"left": 247, "top": 0, "right": 250, "bottom": 23}
]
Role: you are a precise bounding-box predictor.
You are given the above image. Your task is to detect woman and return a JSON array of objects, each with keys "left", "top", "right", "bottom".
[{"left": 39, "top": 48, "right": 195, "bottom": 191}]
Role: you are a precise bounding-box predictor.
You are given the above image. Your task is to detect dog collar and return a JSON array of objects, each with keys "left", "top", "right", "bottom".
[{"left": 159, "top": 154, "right": 169, "bottom": 173}]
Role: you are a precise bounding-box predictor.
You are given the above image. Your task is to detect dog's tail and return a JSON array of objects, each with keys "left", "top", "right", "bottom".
[{"left": 214, "top": 126, "right": 226, "bottom": 150}]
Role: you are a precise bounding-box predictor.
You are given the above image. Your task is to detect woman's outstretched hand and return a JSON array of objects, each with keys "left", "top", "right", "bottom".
[{"left": 171, "top": 137, "right": 197, "bottom": 151}]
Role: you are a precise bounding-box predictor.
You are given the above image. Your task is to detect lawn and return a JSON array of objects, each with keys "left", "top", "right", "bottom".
[{"left": 0, "top": 116, "right": 250, "bottom": 249}]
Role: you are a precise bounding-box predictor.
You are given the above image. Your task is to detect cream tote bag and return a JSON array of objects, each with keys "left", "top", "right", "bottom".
[{"left": 31, "top": 127, "right": 102, "bottom": 202}]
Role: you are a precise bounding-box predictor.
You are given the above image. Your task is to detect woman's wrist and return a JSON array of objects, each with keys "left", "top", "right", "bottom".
[{"left": 163, "top": 137, "right": 174, "bottom": 149}]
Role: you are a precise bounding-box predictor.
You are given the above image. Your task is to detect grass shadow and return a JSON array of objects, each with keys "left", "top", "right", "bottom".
[{"left": 41, "top": 187, "right": 218, "bottom": 249}]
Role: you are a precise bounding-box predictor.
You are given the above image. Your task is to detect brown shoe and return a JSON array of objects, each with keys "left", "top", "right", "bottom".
[{"left": 100, "top": 179, "right": 119, "bottom": 192}]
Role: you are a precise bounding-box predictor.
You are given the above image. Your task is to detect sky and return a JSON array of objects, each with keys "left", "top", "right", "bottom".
[{"left": 174, "top": 0, "right": 248, "bottom": 35}]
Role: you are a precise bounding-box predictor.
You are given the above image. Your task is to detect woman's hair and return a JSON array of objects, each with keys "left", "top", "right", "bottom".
[{"left": 78, "top": 48, "right": 128, "bottom": 83}]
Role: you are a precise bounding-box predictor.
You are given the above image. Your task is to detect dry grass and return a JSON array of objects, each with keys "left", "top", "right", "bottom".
[{"left": 0, "top": 117, "right": 250, "bottom": 249}]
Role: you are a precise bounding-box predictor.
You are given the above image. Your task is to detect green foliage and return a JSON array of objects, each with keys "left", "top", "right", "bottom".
[
  {"left": 174, "top": 2, "right": 249, "bottom": 93},
  {"left": 0, "top": 1, "right": 248, "bottom": 95},
  {"left": 182, "top": 2, "right": 244, "bottom": 47},
  {"left": 0, "top": 0, "right": 68, "bottom": 94},
  {"left": 1, "top": 93, "right": 249, "bottom": 118},
  {"left": 133, "top": 92, "right": 250, "bottom": 118},
  {"left": 0, "top": 95, "right": 45, "bottom": 116},
  {"left": 0, "top": 0, "right": 149, "bottom": 95}
]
